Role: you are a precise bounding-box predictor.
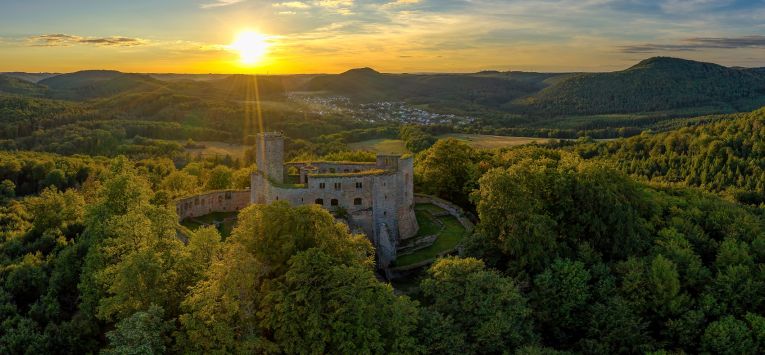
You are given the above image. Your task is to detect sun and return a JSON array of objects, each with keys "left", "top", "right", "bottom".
[{"left": 229, "top": 30, "right": 270, "bottom": 66}]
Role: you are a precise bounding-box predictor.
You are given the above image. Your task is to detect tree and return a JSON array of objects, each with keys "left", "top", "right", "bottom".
[
  {"left": 531, "top": 258, "right": 591, "bottom": 346},
  {"left": 415, "top": 138, "right": 477, "bottom": 207},
  {"left": 160, "top": 170, "right": 197, "bottom": 197},
  {"left": 178, "top": 202, "right": 376, "bottom": 353},
  {"left": 103, "top": 305, "right": 172, "bottom": 355},
  {"left": 702, "top": 316, "right": 757, "bottom": 355},
  {"left": 420, "top": 257, "right": 537, "bottom": 353},
  {"left": 260, "top": 249, "right": 421, "bottom": 354},
  {"left": 0, "top": 179, "right": 15, "bottom": 203},
  {"left": 205, "top": 165, "right": 233, "bottom": 190}
]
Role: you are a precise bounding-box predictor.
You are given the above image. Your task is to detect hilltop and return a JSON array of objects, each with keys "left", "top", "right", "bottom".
[{"left": 514, "top": 57, "right": 765, "bottom": 115}]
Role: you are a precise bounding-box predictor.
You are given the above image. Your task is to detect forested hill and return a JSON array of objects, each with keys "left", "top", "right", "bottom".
[
  {"left": 0, "top": 75, "right": 48, "bottom": 97},
  {"left": 305, "top": 67, "right": 556, "bottom": 107},
  {"left": 516, "top": 57, "right": 765, "bottom": 115},
  {"left": 578, "top": 106, "right": 765, "bottom": 203},
  {"left": 304, "top": 57, "right": 765, "bottom": 120}
]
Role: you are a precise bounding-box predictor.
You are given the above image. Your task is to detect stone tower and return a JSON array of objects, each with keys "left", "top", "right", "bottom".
[{"left": 255, "top": 132, "right": 284, "bottom": 183}]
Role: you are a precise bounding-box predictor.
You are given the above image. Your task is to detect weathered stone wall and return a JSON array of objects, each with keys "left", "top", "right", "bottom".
[
  {"left": 396, "top": 156, "right": 418, "bottom": 239},
  {"left": 256, "top": 133, "right": 284, "bottom": 183},
  {"left": 176, "top": 189, "right": 250, "bottom": 221}
]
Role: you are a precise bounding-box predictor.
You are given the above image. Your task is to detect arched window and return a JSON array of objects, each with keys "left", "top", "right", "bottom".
[
  {"left": 331, "top": 199, "right": 339, "bottom": 206},
  {"left": 354, "top": 198, "right": 362, "bottom": 205},
  {"left": 315, "top": 198, "right": 324, "bottom": 205}
]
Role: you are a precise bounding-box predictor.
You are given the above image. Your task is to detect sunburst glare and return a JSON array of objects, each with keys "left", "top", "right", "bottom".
[{"left": 228, "top": 30, "right": 270, "bottom": 66}]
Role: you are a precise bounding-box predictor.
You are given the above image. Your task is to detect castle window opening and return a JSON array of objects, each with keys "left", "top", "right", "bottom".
[
  {"left": 354, "top": 198, "right": 362, "bottom": 205},
  {"left": 344, "top": 169, "right": 349, "bottom": 173},
  {"left": 355, "top": 182, "right": 362, "bottom": 189},
  {"left": 353, "top": 169, "right": 360, "bottom": 173},
  {"left": 319, "top": 183, "right": 326, "bottom": 189},
  {"left": 315, "top": 198, "right": 324, "bottom": 205},
  {"left": 195, "top": 198, "right": 199, "bottom": 206},
  {"left": 225, "top": 191, "right": 232, "bottom": 199},
  {"left": 334, "top": 182, "right": 341, "bottom": 190},
  {"left": 330, "top": 168, "right": 336, "bottom": 173},
  {"left": 331, "top": 199, "right": 339, "bottom": 206}
]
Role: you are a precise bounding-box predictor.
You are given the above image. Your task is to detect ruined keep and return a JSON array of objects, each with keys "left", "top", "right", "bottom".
[{"left": 250, "top": 132, "right": 419, "bottom": 268}]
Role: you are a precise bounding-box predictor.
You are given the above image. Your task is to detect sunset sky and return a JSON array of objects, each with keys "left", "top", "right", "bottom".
[{"left": 1, "top": 0, "right": 764, "bottom": 74}]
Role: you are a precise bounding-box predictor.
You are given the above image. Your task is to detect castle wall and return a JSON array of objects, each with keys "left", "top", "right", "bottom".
[
  {"left": 176, "top": 189, "right": 250, "bottom": 221},
  {"left": 256, "top": 133, "right": 284, "bottom": 183},
  {"left": 396, "top": 156, "right": 418, "bottom": 240},
  {"left": 250, "top": 132, "right": 419, "bottom": 270}
]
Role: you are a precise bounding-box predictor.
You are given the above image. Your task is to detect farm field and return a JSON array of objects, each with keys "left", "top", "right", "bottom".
[
  {"left": 348, "top": 138, "right": 409, "bottom": 154},
  {"left": 181, "top": 141, "right": 250, "bottom": 160},
  {"left": 349, "top": 134, "right": 552, "bottom": 154},
  {"left": 439, "top": 133, "right": 553, "bottom": 149}
]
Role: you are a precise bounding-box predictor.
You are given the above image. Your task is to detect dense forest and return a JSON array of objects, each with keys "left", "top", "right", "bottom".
[
  {"left": 2, "top": 137, "right": 765, "bottom": 353},
  {"left": 576, "top": 107, "right": 765, "bottom": 205}
]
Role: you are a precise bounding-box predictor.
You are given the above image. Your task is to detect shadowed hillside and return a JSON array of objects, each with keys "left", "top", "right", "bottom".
[
  {"left": 39, "top": 70, "right": 165, "bottom": 100},
  {"left": 515, "top": 57, "right": 765, "bottom": 115},
  {"left": 0, "top": 75, "right": 48, "bottom": 97}
]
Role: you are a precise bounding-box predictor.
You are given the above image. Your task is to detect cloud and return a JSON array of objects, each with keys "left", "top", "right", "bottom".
[
  {"left": 273, "top": 1, "right": 310, "bottom": 8},
  {"left": 200, "top": 0, "right": 245, "bottom": 9},
  {"left": 314, "top": 0, "right": 353, "bottom": 7},
  {"left": 620, "top": 35, "right": 765, "bottom": 53},
  {"left": 27, "top": 34, "right": 146, "bottom": 47}
]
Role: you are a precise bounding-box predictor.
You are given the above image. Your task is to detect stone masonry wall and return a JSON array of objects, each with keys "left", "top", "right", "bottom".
[{"left": 176, "top": 189, "right": 250, "bottom": 221}]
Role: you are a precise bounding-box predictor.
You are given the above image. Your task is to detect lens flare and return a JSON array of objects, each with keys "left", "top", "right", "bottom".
[{"left": 229, "top": 30, "right": 269, "bottom": 65}]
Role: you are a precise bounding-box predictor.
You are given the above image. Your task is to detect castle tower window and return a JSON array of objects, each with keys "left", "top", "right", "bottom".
[
  {"left": 355, "top": 182, "right": 362, "bottom": 189},
  {"left": 334, "top": 182, "right": 341, "bottom": 190},
  {"left": 353, "top": 169, "right": 360, "bottom": 173},
  {"left": 315, "top": 198, "right": 324, "bottom": 205},
  {"left": 330, "top": 168, "right": 336, "bottom": 173},
  {"left": 225, "top": 191, "right": 232, "bottom": 199},
  {"left": 319, "top": 183, "right": 326, "bottom": 189},
  {"left": 354, "top": 198, "right": 362, "bottom": 205},
  {"left": 331, "top": 199, "right": 339, "bottom": 206}
]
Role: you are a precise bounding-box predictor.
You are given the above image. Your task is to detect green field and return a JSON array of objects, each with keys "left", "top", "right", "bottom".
[
  {"left": 394, "top": 204, "right": 468, "bottom": 267},
  {"left": 180, "top": 211, "right": 239, "bottom": 238},
  {"left": 349, "top": 134, "right": 551, "bottom": 154},
  {"left": 348, "top": 138, "right": 409, "bottom": 154},
  {"left": 439, "top": 133, "right": 552, "bottom": 149},
  {"left": 182, "top": 141, "right": 250, "bottom": 160}
]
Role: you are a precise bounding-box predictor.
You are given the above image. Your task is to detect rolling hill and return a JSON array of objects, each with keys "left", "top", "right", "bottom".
[
  {"left": 512, "top": 57, "right": 765, "bottom": 115},
  {"left": 0, "top": 74, "right": 48, "bottom": 97},
  {"left": 305, "top": 67, "right": 558, "bottom": 108},
  {"left": 38, "top": 70, "right": 165, "bottom": 100},
  {"left": 303, "top": 57, "right": 765, "bottom": 120}
]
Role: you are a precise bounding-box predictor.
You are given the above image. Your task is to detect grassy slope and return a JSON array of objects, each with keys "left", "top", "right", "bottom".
[{"left": 394, "top": 204, "right": 468, "bottom": 267}]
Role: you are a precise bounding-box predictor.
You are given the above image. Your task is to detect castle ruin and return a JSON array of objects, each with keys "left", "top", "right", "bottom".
[{"left": 250, "top": 132, "right": 419, "bottom": 268}]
